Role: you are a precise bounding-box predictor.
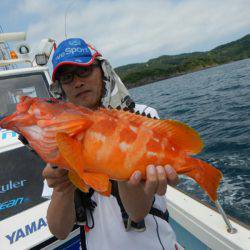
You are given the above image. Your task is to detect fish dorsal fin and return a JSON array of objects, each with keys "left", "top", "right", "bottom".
[
  {"left": 56, "top": 132, "right": 84, "bottom": 174},
  {"left": 98, "top": 108, "right": 147, "bottom": 125},
  {"left": 148, "top": 119, "right": 204, "bottom": 154},
  {"left": 140, "top": 117, "right": 204, "bottom": 154},
  {"left": 99, "top": 109, "right": 203, "bottom": 154},
  {"left": 97, "top": 108, "right": 120, "bottom": 118}
]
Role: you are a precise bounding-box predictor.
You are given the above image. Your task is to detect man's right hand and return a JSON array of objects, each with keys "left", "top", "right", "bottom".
[
  {"left": 42, "top": 163, "right": 76, "bottom": 194},
  {"left": 43, "top": 163, "right": 76, "bottom": 239}
]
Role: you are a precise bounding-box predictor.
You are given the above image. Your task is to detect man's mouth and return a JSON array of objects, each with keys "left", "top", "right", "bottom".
[{"left": 75, "top": 90, "right": 91, "bottom": 98}]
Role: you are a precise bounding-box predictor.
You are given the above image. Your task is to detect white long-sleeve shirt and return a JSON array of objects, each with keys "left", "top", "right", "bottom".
[{"left": 42, "top": 104, "right": 178, "bottom": 250}]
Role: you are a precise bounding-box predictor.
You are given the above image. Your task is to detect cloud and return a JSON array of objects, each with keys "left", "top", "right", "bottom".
[{"left": 11, "top": 0, "right": 250, "bottom": 66}]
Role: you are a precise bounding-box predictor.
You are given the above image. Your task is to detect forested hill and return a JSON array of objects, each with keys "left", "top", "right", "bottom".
[{"left": 115, "top": 34, "right": 250, "bottom": 88}]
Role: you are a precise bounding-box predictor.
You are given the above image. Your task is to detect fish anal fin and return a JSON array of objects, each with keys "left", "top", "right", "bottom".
[
  {"left": 82, "top": 172, "right": 110, "bottom": 193},
  {"left": 56, "top": 132, "right": 83, "bottom": 174},
  {"left": 68, "top": 170, "right": 89, "bottom": 193},
  {"left": 97, "top": 181, "right": 112, "bottom": 197}
]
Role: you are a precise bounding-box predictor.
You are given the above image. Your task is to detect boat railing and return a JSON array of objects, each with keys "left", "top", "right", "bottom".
[
  {"left": 215, "top": 200, "right": 237, "bottom": 234},
  {"left": 0, "top": 31, "right": 55, "bottom": 70}
]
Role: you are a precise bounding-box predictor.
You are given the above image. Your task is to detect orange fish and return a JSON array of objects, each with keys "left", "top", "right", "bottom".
[{"left": 0, "top": 96, "right": 222, "bottom": 201}]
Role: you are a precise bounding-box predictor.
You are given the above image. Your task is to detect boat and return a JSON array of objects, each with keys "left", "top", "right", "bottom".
[{"left": 0, "top": 32, "right": 249, "bottom": 250}]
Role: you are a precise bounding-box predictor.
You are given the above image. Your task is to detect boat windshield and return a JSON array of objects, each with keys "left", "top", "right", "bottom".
[
  {"left": 0, "top": 71, "right": 50, "bottom": 221},
  {"left": 0, "top": 72, "right": 50, "bottom": 118}
]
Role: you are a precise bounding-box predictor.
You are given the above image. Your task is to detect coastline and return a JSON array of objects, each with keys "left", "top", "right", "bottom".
[
  {"left": 116, "top": 34, "right": 250, "bottom": 90},
  {"left": 126, "top": 59, "right": 249, "bottom": 89},
  {"left": 126, "top": 63, "right": 219, "bottom": 89}
]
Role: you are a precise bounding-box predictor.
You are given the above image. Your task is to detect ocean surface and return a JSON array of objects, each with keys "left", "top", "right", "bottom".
[{"left": 130, "top": 59, "right": 250, "bottom": 225}]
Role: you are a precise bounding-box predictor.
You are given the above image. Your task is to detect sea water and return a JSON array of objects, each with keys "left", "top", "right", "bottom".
[{"left": 130, "top": 59, "right": 250, "bottom": 225}]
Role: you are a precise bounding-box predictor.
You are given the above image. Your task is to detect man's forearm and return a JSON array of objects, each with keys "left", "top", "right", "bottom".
[
  {"left": 118, "top": 182, "right": 153, "bottom": 222},
  {"left": 47, "top": 189, "right": 76, "bottom": 239}
]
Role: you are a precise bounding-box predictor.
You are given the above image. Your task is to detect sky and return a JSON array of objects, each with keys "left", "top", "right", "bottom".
[{"left": 0, "top": 0, "right": 250, "bottom": 67}]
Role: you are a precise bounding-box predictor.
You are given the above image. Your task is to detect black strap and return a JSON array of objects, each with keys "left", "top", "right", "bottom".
[
  {"left": 76, "top": 181, "right": 169, "bottom": 249},
  {"left": 150, "top": 207, "right": 169, "bottom": 222},
  {"left": 75, "top": 188, "right": 96, "bottom": 226},
  {"left": 111, "top": 180, "right": 145, "bottom": 231},
  {"left": 111, "top": 181, "right": 169, "bottom": 231},
  {"left": 80, "top": 225, "right": 87, "bottom": 250},
  {"left": 75, "top": 188, "right": 96, "bottom": 250}
]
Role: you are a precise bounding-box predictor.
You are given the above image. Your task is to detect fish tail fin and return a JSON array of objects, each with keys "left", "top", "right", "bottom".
[{"left": 177, "top": 157, "right": 222, "bottom": 202}]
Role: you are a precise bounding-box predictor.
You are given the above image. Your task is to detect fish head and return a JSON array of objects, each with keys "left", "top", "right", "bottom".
[
  {"left": 0, "top": 96, "right": 92, "bottom": 168},
  {"left": 0, "top": 95, "right": 92, "bottom": 129}
]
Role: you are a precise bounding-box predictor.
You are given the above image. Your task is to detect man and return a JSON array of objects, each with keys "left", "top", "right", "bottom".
[{"left": 42, "top": 38, "right": 179, "bottom": 249}]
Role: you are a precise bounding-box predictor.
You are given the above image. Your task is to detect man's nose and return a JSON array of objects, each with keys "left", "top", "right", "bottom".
[{"left": 73, "top": 75, "right": 85, "bottom": 88}]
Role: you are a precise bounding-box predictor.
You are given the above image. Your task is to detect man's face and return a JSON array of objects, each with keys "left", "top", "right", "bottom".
[{"left": 57, "top": 64, "right": 103, "bottom": 109}]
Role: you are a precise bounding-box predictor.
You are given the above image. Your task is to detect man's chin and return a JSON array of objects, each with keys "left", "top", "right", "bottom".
[{"left": 76, "top": 99, "right": 95, "bottom": 109}]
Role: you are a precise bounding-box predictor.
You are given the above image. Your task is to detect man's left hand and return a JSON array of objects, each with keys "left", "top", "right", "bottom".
[
  {"left": 117, "top": 165, "right": 178, "bottom": 222},
  {"left": 127, "top": 165, "right": 179, "bottom": 197}
]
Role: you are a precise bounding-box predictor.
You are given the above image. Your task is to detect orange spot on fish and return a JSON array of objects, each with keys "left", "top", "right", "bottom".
[{"left": 119, "top": 127, "right": 137, "bottom": 144}]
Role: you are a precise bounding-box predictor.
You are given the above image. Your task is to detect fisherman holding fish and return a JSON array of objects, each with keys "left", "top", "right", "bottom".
[
  {"left": 0, "top": 36, "right": 222, "bottom": 248},
  {"left": 40, "top": 38, "right": 180, "bottom": 250},
  {"left": 0, "top": 36, "right": 222, "bottom": 249}
]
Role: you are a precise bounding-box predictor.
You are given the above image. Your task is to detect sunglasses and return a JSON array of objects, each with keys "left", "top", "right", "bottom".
[{"left": 58, "top": 62, "right": 99, "bottom": 85}]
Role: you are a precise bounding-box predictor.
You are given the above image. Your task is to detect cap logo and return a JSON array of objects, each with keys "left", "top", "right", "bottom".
[
  {"left": 68, "top": 40, "right": 82, "bottom": 46},
  {"left": 55, "top": 47, "right": 89, "bottom": 61}
]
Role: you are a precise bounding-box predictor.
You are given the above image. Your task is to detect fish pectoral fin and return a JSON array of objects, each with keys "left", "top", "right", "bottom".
[
  {"left": 68, "top": 170, "right": 89, "bottom": 193},
  {"left": 82, "top": 172, "right": 110, "bottom": 194},
  {"left": 56, "top": 132, "right": 84, "bottom": 173},
  {"left": 56, "top": 132, "right": 111, "bottom": 195}
]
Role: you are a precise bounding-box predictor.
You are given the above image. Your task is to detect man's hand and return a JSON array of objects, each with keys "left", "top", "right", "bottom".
[
  {"left": 42, "top": 163, "right": 76, "bottom": 194},
  {"left": 128, "top": 164, "right": 178, "bottom": 196},
  {"left": 117, "top": 165, "right": 178, "bottom": 222},
  {"left": 43, "top": 163, "right": 76, "bottom": 239}
]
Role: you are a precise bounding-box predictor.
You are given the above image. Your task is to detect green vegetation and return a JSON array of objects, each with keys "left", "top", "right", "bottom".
[{"left": 115, "top": 34, "right": 250, "bottom": 88}]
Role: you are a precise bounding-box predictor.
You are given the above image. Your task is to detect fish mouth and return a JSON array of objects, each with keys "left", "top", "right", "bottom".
[
  {"left": 75, "top": 90, "right": 91, "bottom": 98},
  {"left": 0, "top": 113, "right": 10, "bottom": 121}
]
